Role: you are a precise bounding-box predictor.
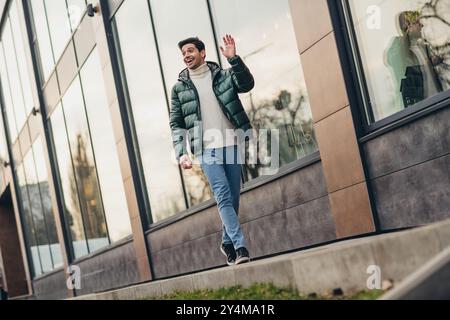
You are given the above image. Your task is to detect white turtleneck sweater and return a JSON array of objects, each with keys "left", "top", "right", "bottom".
[{"left": 189, "top": 63, "right": 237, "bottom": 150}]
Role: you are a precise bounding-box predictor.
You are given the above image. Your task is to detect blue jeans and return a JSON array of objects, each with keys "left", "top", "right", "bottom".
[{"left": 198, "top": 145, "right": 246, "bottom": 250}]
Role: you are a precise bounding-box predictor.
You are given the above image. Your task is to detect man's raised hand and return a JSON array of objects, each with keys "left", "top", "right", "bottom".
[{"left": 220, "top": 34, "right": 237, "bottom": 59}]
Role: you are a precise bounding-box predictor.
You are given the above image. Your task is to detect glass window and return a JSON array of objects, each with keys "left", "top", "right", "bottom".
[
  {"left": 0, "top": 0, "right": 36, "bottom": 142},
  {"left": 9, "top": 1, "right": 34, "bottom": 117},
  {"left": 112, "top": 0, "right": 318, "bottom": 222},
  {"left": 150, "top": 0, "right": 218, "bottom": 208},
  {"left": 61, "top": 78, "right": 109, "bottom": 252},
  {"left": 67, "top": 0, "right": 87, "bottom": 31},
  {"left": 210, "top": 0, "right": 318, "bottom": 181},
  {"left": 32, "top": 137, "right": 63, "bottom": 268},
  {"left": 29, "top": 0, "right": 87, "bottom": 83},
  {"left": 347, "top": 0, "right": 450, "bottom": 123},
  {"left": 50, "top": 63, "right": 132, "bottom": 256},
  {"left": 149, "top": 0, "right": 219, "bottom": 98},
  {"left": 0, "top": 42, "right": 19, "bottom": 142},
  {"left": 2, "top": 21, "right": 27, "bottom": 131},
  {"left": 50, "top": 50, "right": 132, "bottom": 259},
  {"left": 79, "top": 48, "right": 132, "bottom": 241},
  {"left": 16, "top": 138, "right": 63, "bottom": 277},
  {"left": 43, "top": 0, "right": 72, "bottom": 62},
  {"left": 29, "top": 0, "right": 55, "bottom": 82},
  {"left": 23, "top": 148, "right": 54, "bottom": 273},
  {"left": 113, "top": 0, "right": 195, "bottom": 223},
  {"left": 51, "top": 105, "right": 89, "bottom": 259},
  {"left": 0, "top": 1, "right": 37, "bottom": 141},
  {"left": 16, "top": 165, "right": 43, "bottom": 277}
]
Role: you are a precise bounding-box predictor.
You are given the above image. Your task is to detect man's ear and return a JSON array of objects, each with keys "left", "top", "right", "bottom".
[{"left": 201, "top": 50, "right": 206, "bottom": 59}]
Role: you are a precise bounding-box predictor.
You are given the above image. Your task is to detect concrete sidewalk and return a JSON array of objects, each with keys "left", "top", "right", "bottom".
[
  {"left": 72, "top": 219, "right": 450, "bottom": 300},
  {"left": 381, "top": 247, "right": 450, "bottom": 300}
]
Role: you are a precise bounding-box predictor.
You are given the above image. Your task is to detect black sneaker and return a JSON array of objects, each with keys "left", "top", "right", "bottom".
[
  {"left": 235, "top": 247, "right": 250, "bottom": 265},
  {"left": 220, "top": 243, "right": 236, "bottom": 266}
]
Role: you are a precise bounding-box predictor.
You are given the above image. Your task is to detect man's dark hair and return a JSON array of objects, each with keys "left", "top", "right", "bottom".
[{"left": 178, "top": 37, "right": 206, "bottom": 52}]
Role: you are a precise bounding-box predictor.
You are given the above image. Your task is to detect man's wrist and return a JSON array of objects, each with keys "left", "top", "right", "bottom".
[{"left": 227, "top": 55, "right": 238, "bottom": 62}]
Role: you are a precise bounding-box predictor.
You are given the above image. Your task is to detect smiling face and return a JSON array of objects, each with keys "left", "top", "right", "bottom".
[{"left": 181, "top": 43, "right": 206, "bottom": 70}]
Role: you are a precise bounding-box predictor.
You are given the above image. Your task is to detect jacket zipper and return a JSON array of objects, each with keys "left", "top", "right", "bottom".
[{"left": 183, "top": 79, "right": 203, "bottom": 121}]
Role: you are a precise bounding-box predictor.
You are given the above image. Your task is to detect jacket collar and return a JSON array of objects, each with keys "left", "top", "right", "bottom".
[{"left": 178, "top": 61, "right": 221, "bottom": 82}]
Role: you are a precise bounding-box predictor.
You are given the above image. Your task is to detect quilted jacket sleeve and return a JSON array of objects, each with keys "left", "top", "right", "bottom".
[
  {"left": 228, "top": 55, "right": 255, "bottom": 93},
  {"left": 169, "top": 85, "right": 188, "bottom": 161}
]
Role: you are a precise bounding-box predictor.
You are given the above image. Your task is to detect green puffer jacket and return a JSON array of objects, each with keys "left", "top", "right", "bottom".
[{"left": 169, "top": 55, "right": 254, "bottom": 160}]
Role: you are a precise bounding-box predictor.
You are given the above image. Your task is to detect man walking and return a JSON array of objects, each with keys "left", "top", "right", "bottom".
[{"left": 169, "top": 35, "right": 254, "bottom": 265}]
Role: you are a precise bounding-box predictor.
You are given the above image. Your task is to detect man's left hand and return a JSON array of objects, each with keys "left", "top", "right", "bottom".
[{"left": 220, "top": 34, "right": 237, "bottom": 59}]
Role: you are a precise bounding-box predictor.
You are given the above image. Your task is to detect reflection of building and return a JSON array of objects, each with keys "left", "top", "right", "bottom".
[{"left": 0, "top": 0, "right": 449, "bottom": 299}]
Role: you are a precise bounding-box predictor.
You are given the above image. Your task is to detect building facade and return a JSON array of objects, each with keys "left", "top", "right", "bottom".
[{"left": 0, "top": 0, "right": 448, "bottom": 299}]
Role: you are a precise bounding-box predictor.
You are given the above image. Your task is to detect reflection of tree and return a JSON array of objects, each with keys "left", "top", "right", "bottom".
[
  {"left": 153, "top": 194, "right": 185, "bottom": 222},
  {"left": 420, "top": 0, "right": 450, "bottom": 89},
  {"left": 24, "top": 182, "right": 58, "bottom": 246},
  {"left": 19, "top": 184, "right": 38, "bottom": 248},
  {"left": 18, "top": 183, "right": 41, "bottom": 274},
  {"left": 69, "top": 134, "right": 107, "bottom": 243},
  {"left": 38, "top": 181, "right": 59, "bottom": 244},
  {"left": 182, "top": 159, "right": 213, "bottom": 207},
  {"left": 152, "top": 158, "right": 212, "bottom": 222},
  {"left": 243, "top": 89, "right": 317, "bottom": 180}
]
